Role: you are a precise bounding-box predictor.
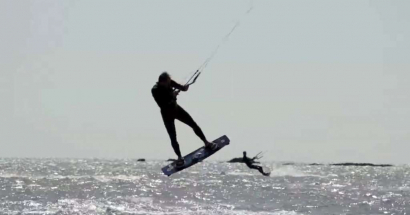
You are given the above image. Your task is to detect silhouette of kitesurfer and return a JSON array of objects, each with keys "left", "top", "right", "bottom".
[
  {"left": 152, "top": 72, "right": 217, "bottom": 167},
  {"left": 243, "top": 151, "right": 270, "bottom": 176}
]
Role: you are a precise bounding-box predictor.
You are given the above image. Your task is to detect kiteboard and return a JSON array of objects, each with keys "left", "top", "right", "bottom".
[{"left": 161, "top": 135, "right": 230, "bottom": 176}]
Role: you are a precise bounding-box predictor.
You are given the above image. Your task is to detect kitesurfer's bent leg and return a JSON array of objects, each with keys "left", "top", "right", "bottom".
[
  {"left": 175, "top": 105, "right": 218, "bottom": 150},
  {"left": 248, "top": 164, "right": 268, "bottom": 175},
  {"left": 161, "top": 111, "right": 182, "bottom": 159},
  {"left": 175, "top": 106, "right": 207, "bottom": 142}
]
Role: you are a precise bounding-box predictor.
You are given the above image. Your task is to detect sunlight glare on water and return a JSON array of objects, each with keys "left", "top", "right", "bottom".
[{"left": 0, "top": 158, "right": 409, "bottom": 214}]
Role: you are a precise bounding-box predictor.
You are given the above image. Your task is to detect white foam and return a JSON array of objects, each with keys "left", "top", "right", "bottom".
[
  {"left": 94, "top": 175, "right": 143, "bottom": 182},
  {"left": 267, "top": 166, "right": 323, "bottom": 178},
  {"left": 228, "top": 172, "right": 255, "bottom": 176}
]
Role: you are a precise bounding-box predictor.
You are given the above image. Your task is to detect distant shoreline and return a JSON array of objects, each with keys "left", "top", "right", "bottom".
[{"left": 0, "top": 157, "right": 399, "bottom": 167}]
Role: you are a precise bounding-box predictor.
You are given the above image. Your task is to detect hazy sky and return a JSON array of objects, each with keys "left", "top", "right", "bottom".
[{"left": 1, "top": 0, "right": 409, "bottom": 164}]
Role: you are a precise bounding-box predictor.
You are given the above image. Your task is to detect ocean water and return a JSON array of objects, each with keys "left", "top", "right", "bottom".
[{"left": 0, "top": 158, "right": 409, "bottom": 215}]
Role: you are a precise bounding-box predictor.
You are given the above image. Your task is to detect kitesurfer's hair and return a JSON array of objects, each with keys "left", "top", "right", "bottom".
[{"left": 158, "top": 72, "right": 170, "bottom": 83}]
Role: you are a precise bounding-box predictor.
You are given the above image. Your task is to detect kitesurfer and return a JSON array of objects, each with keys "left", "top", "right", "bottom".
[
  {"left": 152, "top": 72, "right": 217, "bottom": 167},
  {"left": 243, "top": 151, "right": 270, "bottom": 176}
]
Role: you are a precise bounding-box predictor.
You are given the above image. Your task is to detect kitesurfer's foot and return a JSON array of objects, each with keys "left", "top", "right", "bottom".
[
  {"left": 204, "top": 141, "right": 218, "bottom": 150},
  {"left": 176, "top": 157, "right": 185, "bottom": 167}
]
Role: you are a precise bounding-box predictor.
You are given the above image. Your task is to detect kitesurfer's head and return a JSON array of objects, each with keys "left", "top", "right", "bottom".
[
  {"left": 158, "top": 71, "right": 171, "bottom": 86},
  {"left": 243, "top": 151, "right": 247, "bottom": 156}
]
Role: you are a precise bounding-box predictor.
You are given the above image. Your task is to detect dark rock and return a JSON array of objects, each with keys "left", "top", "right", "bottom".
[
  {"left": 331, "top": 163, "right": 393, "bottom": 167},
  {"left": 227, "top": 158, "right": 244, "bottom": 163}
]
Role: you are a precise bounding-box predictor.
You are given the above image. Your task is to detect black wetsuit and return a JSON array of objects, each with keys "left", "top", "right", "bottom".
[
  {"left": 243, "top": 155, "right": 268, "bottom": 176},
  {"left": 151, "top": 80, "right": 207, "bottom": 158}
]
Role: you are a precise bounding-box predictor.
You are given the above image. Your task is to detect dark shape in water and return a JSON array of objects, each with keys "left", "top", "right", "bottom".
[
  {"left": 227, "top": 158, "right": 245, "bottom": 163},
  {"left": 331, "top": 163, "right": 393, "bottom": 167},
  {"left": 137, "top": 159, "right": 146, "bottom": 162},
  {"left": 227, "top": 151, "right": 264, "bottom": 164}
]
